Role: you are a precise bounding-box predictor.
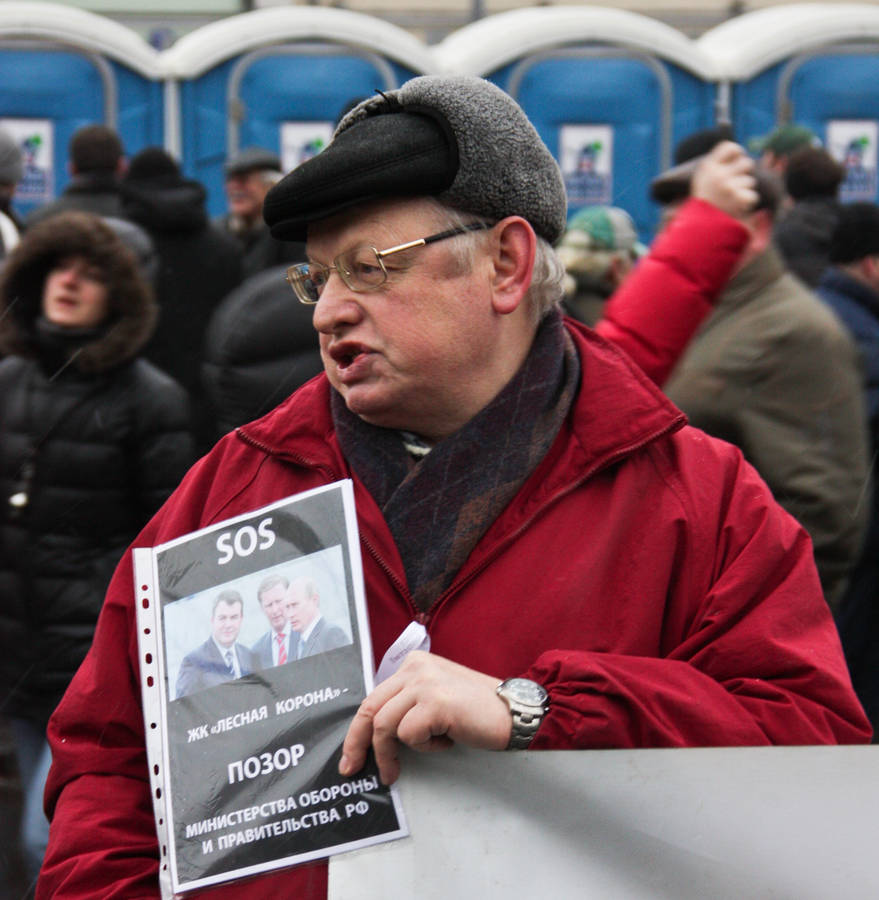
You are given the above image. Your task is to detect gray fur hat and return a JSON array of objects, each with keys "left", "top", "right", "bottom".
[{"left": 263, "top": 75, "right": 566, "bottom": 244}]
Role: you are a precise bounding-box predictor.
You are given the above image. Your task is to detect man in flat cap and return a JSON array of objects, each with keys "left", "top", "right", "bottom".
[
  {"left": 215, "top": 146, "right": 305, "bottom": 278},
  {"left": 39, "top": 76, "right": 869, "bottom": 898}
]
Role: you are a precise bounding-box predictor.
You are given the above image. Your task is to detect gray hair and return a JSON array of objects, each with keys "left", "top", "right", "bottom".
[
  {"left": 419, "top": 198, "right": 564, "bottom": 324},
  {"left": 257, "top": 573, "right": 289, "bottom": 603}
]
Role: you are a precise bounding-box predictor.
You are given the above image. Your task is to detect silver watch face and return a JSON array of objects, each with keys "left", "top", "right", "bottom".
[{"left": 501, "top": 678, "right": 548, "bottom": 708}]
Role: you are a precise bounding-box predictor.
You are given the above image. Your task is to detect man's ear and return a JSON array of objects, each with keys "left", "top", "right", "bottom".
[{"left": 489, "top": 217, "right": 536, "bottom": 315}]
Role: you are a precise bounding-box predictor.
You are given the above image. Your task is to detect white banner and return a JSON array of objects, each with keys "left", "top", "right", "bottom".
[{"left": 331, "top": 744, "right": 879, "bottom": 899}]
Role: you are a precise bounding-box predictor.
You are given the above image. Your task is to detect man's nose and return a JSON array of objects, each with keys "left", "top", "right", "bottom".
[{"left": 311, "top": 273, "right": 364, "bottom": 334}]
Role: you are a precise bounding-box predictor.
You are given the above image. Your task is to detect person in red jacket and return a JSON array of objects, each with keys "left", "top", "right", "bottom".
[
  {"left": 38, "top": 76, "right": 870, "bottom": 900},
  {"left": 592, "top": 139, "right": 758, "bottom": 386}
]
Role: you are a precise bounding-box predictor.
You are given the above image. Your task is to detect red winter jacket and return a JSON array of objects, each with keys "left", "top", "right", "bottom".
[{"left": 38, "top": 323, "right": 870, "bottom": 900}]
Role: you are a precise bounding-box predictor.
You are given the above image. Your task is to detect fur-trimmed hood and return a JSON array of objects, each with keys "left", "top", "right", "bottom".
[{"left": 0, "top": 211, "right": 157, "bottom": 373}]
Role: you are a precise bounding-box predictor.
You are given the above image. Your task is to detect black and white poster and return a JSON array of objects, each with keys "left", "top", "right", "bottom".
[{"left": 133, "top": 480, "right": 407, "bottom": 897}]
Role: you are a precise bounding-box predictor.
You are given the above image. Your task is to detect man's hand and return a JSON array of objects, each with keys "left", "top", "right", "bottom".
[
  {"left": 339, "top": 650, "right": 512, "bottom": 785},
  {"left": 691, "top": 141, "right": 759, "bottom": 220}
]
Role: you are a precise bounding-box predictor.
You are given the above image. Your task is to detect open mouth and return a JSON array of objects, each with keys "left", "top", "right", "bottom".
[{"left": 330, "top": 344, "right": 370, "bottom": 370}]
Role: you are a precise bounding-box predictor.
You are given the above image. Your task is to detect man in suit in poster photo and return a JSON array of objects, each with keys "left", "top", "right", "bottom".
[
  {"left": 174, "top": 590, "right": 256, "bottom": 699},
  {"left": 250, "top": 573, "right": 300, "bottom": 669},
  {"left": 286, "top": 575, "right": 351, "bottom": 660}
]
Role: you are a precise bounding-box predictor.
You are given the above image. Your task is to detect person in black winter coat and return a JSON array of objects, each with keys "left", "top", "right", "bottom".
[
  {"left": 0, "top": 211, "right": 195, "bottom": 884},
  {"left": 202, "top": 263, "right": 323, "bottom": 436},
  {"left": 120, "top": 147, "right": 243, "bottom": 453},
  {"left": 213, "top": 147, "right": 305, "bottom": 280}
]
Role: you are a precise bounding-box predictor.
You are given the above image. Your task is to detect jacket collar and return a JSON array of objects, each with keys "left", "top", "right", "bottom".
[
  {"left": 717, "top": 245, "right": 785, "bottom": 313},
  {"left": 237, "top": 317, "right": 686, "bottom": 479},
  {"left": 64, "top": 172, "right": 120, "bottom": 195}
]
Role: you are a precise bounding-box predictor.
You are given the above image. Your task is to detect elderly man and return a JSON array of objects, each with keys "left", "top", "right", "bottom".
[
  {"left": 38, "top": 76, "right": 869, "bottom": 899},
  {"left": 215, "top": 146, "right": 305, "bottom": 278}
]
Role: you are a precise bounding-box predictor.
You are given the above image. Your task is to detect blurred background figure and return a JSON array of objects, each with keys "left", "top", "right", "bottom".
[
  {"left": 816, "top": 201, "right": 879, "bottom": 739},
  {"left": 203, "top": 263, "right": 322, "bottom": 437},
  {"left": 748, "top": 123, "right": 820, "bottom": 177},
  {"left": 102, "top": 215, "right": 160, "bottom": 289},
  {"left": 0, "top": 212, "right": 194, "bottom": 891},
  {"left": 0, "top": 125, "right": 23, "bottom": 259},
  {"left": 660, "top": 162, "right": 869, "bottom": 611},
  {"left": 120, "top": 147, "right": 242, "bottom": 453},
  {"left": 25, "top": 124, "right": 126, "bottom": 227},
  {"left": 214, "top": 146, "right": 305, "bottom": 279},
  {"left": 773, "top": 146, "right": 845, "bottom": 287},
  {"left": 556, "top": 205, "right": 645, "bottom": 326}
]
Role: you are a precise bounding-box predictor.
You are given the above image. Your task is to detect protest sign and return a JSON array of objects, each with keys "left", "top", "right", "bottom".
[{"left": 134, "top": 480, "right": 407, "bottom": 897}]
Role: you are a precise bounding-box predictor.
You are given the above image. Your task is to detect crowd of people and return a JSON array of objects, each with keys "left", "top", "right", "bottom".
[{"left": 0, "top": 85, "right": 875, "bottom": 898}]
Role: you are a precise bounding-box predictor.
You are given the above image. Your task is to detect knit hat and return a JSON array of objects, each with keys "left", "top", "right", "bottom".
[
  {"left": 828, "top": 202, "right": 879, "bottom": 264},
  {"left": 674, "top": 124, "right": 735, "bottom": 165},
  {"left": 0, "top": 127, "right": 23, "bottom": 186},
  {"left": 225, "top": 146, "right": 282, "bottom": 178},
  {"left": 748, "top": 124, "right": 819, "bottom": 157},
  {"left": 263, "top": 75, "right": 567, "bottom": 244},
  {"left": 561, "top": 206, "right": 646, "bottom": 258},
  {"left": 126, "top": 146, "right": 180, "bottom": 181}
]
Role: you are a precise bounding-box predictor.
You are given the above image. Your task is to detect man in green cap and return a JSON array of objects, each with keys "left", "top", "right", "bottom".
[{"left": 749, "top": 123, "right": 819, "bottom": 175}]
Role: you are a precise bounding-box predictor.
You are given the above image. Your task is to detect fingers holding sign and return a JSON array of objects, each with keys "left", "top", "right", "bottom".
[{"left": 339, "top": 651, "right": 512, "bottom": 785}]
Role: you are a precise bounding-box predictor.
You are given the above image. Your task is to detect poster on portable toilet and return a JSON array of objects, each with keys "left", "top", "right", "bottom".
[
  {"left": 827, "top": 119, "right": 879, "bottom": 203},
  {"left": 281, "top": 122, "right": 335, "bottom": 175},
  {"left": 0, "top": 117, "right": 54, "bottom": 205},
  {"left": 559, "top": 124, "right": 614, "bottom": 208}
]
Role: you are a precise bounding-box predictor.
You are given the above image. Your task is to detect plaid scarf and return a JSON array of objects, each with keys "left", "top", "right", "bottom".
[{"left": 332, "top": 308, "right": 580, "bottom": 612}]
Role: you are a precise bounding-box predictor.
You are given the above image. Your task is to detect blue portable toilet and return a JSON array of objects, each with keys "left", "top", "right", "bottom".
[
  {"left": 0, "top": 1, "right": 162, "bottom": 217},
  {"left": 160, "top": 7, "right": 438, "bottom": 217},
  {"left": 434, "top": 7, "right": 718, "bottom": 240},
  {"left": 699, "top": 3, "right": 879, "bottom": 202}
]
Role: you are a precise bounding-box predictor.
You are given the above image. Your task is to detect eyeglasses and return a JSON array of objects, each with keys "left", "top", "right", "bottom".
[{"left": 285, "top": 222, "right": 492, "bottom": 305}]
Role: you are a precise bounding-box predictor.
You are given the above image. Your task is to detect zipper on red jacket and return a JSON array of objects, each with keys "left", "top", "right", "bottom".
[{"left": 358, "top": 530, "right": 421, "bottom": 620}]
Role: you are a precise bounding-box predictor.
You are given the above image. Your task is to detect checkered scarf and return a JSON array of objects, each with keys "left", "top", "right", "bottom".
[{"left": 332, "top": 309, "right": 579, "bottom": 612}]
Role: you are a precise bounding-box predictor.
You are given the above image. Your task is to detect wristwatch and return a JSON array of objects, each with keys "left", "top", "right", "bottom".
[{"left": 496, "top": 677, "right": 549, "bottom": 750}]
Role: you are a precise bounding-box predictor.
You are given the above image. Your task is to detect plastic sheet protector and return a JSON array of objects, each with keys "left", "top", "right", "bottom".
[{"left": 134, "top": 480, "right": 407, "bottom": 897}]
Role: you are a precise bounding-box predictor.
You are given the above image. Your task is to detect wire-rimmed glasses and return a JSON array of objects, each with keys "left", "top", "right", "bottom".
[{"left": 285, "top": 222, "right": 492, "bottom": 305}]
